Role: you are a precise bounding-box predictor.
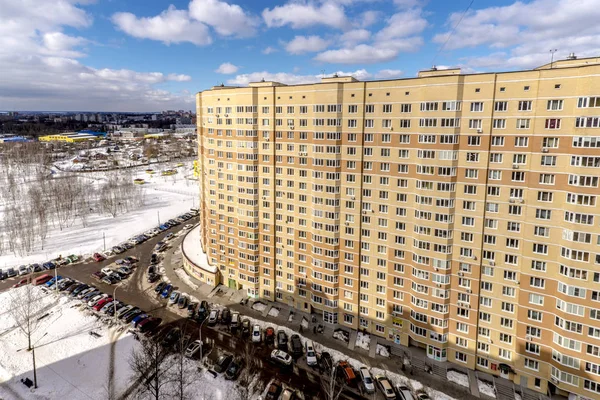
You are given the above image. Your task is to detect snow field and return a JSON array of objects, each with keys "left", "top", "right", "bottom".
[{"left": 355, "top": 331, "right": 371, "bottom": 351}]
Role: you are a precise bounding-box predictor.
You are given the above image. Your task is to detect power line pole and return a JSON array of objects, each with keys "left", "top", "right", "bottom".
[{"left": 550, "top": 49, "right": 558, "bottom": 69}]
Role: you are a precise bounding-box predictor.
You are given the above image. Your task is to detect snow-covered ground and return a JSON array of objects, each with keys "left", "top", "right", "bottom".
[
  {"left": 174, "top": 267, "right": 200, "bottom": 291},
  {"left": 267, "top": 307, "right": 280, "bottom": 318},
  {"left": 376, "top": 344, "right": 390, "bottom": 358},
  {"left": 447, "top": 370, "right": 469, "bottom": 387},
  {"left": 251, "top": 302, "right": 267, "bottom": 312},
  {"left": 0, "top": 160, "right": 199, "bottom": 269},
  {"left": 355, "top": 332, "right": 371, "bottom": 350},
  {"left": 478, "top": 379, "right": 496, "bottom": 398}
]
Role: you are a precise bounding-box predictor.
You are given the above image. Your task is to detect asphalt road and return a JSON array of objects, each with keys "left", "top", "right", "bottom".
[{"left": 0, "top": 216, "right": 365, "bottom": 399}]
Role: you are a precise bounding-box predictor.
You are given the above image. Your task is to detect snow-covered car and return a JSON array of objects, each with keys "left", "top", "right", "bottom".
[
  {"left": 270, "top": 349, "right": 293, "bottom": 367},
  {"left": 168, "top": 291, "right": 180, "bottom": 305},
  {"left": 251, "top": 325, "right": 261, "bottom": 343},
  {"left": 396, "top": 385, "right": 415, "bottom": 400},
  {"left": 305, "top": 341, "right": 318, "bottom": 366},
  {"left": 164, "top": 233, "right": 175, "bottom": 241},
  {"left": 207, "top": 309, "right": 219, "bottom": 326},
  {"left": 154, "top": 242, "right": 167, "bottom": 252},
  {"left": 117, "top": 266, "right": 131, "bottom": 275},
  {"left": 183, "top": 224, "right": 194, "bottom": 230},
  {"left": 101, "top": 267, "right": 115, "bottom": 276},
  {"left": 359, "top": 367, "right": 375, "bottom": 394},
  {"left": 88, "top": 294, "right": 108, "bottom": 307},
  {"left": 111, "top": 246, "right": 125, "bottom": 254}
]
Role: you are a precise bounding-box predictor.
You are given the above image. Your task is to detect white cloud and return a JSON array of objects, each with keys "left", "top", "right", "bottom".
[
  {"left": 340, "top": 29, "right": 371, "bottom": 46},
  {"left": 285, "top": 35, "right": 330, "bottom": 55},
  {"left": 433, "top": 0, "right": 600, "bottom": 70},
  {"left": 0, "top": 0, "right": 194, "bottom": 111},
  {"left": 112, "top": 6, "right": 212, "bottom": 46},
  {"left": 393, "top": 0, "right": 421, "bottom": 8},
  {"left": 314, "top": 44, "right": 399, "bottom": 64},
  {"left": 375, "top": 69, "right": 403, "bottom": 79},
  {"left": 189, "top": 0, "right": 258, "bottom": 37},
  {"left": 227, "top": 69, "right": 373, "bottom": 85},
  {"left": 262, "top": 46, "right": 277, "bottom": 54},
  {"left": 375, "top": 8, "right": 427, "bottom": 42},
  {"left": 262, "top": 1, "right": 347, "bottom": 29},
  {"left": 358, "top": 10, "right": 379, "bottom": 28},
  {"left": 215, "top": 62, "right": 240, "bottom": 74}
]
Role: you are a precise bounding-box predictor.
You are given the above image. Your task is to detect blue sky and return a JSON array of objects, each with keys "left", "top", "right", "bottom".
[{"left": 1, "top": 0, "right": 599, "bottom": 111}]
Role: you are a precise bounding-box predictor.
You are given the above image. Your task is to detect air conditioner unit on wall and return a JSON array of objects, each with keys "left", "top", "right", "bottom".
[
  {"left": 477, "top": 128, "right": 483, "bottom": 134},
  {"left": 512, "top": 164, "right": 519, "bottom": 169},
  {"left": 541, "top": 148, "right": 549, "bottom": 153}
]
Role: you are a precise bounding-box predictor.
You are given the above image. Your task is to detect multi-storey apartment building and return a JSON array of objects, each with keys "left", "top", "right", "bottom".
[{"left": 195, "top": 56, "right": 600, "bottom": 399}]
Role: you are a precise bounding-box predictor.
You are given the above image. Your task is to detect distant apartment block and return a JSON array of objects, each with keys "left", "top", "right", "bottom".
[{"left": 196, "top": 56, "right": 600, "bottom": 399}]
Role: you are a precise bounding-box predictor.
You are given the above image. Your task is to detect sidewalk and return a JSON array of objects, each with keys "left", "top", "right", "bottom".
[{"left": 160, "top": 237, "right": 480, "bottom": 400}]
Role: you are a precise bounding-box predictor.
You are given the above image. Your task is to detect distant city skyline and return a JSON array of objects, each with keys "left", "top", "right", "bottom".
[{"left": 1, "top": 0, "right": 599, "bottom": 111}]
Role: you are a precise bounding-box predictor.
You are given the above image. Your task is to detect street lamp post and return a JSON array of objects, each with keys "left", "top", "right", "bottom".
[
  {"left": 31, "top": 332, "right": 48, "bottom": 389},
  {"left": 198, "top": 317, "right": 208, "bottom": 366},
  {"left": 113, "top": 283, "right": 122, "bottom": 325}
]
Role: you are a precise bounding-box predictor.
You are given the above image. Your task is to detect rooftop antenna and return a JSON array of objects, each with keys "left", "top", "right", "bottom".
[
  {"left": 321, "top": 69, "right": 325, "bottom": 78},
  {"left": 261, "top": 78, "right": 265, "bottom": 82},
  {"left": 549, "top": 49, "right": 558, "bottom": 69},
  {"left": 333, "top": 73, "right": 339, "bottom": 78}
]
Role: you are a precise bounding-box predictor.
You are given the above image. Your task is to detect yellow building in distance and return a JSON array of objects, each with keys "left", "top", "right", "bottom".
[
  {"left": 38, "top": 132, "right": 99, "bottom": 142},
  {"left": 196, "top": 56, "right": 600, "bottom": 399}
]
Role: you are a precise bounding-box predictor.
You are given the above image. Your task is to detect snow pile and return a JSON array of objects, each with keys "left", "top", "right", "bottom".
[
  {"left": 251, "top": 302, "right": 267, "bottom": 312},
  {"left": 514, "top": 393, "right": 522, "bottom": 400},
  {"left": 447, "top": 370, "right": 469, "bottom": 387},
  {"left": 332, "top": 330, "right": 349, "bottom": 343},
  {"left": 376, "top": 344, "right": 390, "bottom": 358},
  {"left": 267, "top": 307, "right": 279, "bottom": 318},
  {"left": 478, "top": 379, "right": 496, "bottom": 398},
  {"left": 175, "top": 267, "right": 199, "bottom": 291},
  {"left": 355, "top": 332, "right": 371, "bottom": 350}
]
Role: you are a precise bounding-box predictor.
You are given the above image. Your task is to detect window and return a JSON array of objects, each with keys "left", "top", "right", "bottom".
[
  {"left": 547, "top": 99, "right": 564, "bottom": 110},
  {"left": 471, "top": 102, "right": 484, "bottom": 112},
  {"left": 516, "top": 118, "right": 530, "bottom": 129},
  {"left": 545, "top": 118, "right": 561, "bottom": 129},
  {"left": 494, "top": 101, "right": 507, "bottom": 111}
]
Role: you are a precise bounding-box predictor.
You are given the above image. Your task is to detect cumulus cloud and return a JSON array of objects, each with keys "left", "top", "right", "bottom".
[
  {"left": 340, "top": 29, "right": 371, "bottom": 46},
  {"left": 227, "top": 69, "right": 373, "bottom": 85},
  {"left": 215, "top": 62, "right": 240, "bottom": 74},
  {"left": 0, "top": 0, "right": 195, "bottom": 111},
  {"left": 433, "top": 0, "right": 600, "bottom": 70},
  {"left": 262, "top": 1, "right": 347, "bottom": 29},
  {"left": 112, "top": 6, "right": 212, "bottom": 46},
  {"left": 189, "top": 0, "right": 258, "bottom": 37},
  {"left": 314, "top": 44, "right": 399, "bottom": 64},
  {"left": 285, "top": 35, "right": 330, "bottom": 55}
]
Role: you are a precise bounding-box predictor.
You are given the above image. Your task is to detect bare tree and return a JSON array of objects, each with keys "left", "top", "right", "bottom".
[
  {"left": 10, "top": 278, "right": 45, "bottom": 351},
  {"left": 129, "top": 338, "right": 173, "bottom": 400},
  {"left": 321, "top": 364, "right": 345, "bottom": 400},
  {"left": 168, "top": 331, "right": 195, "bottom": 400},
  {"left": 236, "top": 343, "right": 260, "bottom": 400}
]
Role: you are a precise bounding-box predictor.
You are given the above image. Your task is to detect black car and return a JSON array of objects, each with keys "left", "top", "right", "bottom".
[
  {"left": 161, "top": 327, "right": 181, "bottom": 348},
  {"left": 214, "top": 354, "right": 233, "bottom": 373},
  {"left": 154, "top": 282, "right": 166, "bottom": 294},
  {"left": 147, "top": 273, "right": 160, "bottom": 283},
  {"left": 71, "top": 284, "right": 89, "bottom": 296},
  {"left": 220, "top": 308, "right": 231, "bottom": 324},
  {"left": 199, "top": 300, "right": 209, "bottom": 314},
  {"left": 290, "top": 334, "right": 303, "bottom": 357},
  {"left": 224, "top": 358, "right": 244, "bottom": 380},
  {"left": 148, "top": 265, "right": 156, "bottom": 275},
  {"left": 241, "top": 319, "right": 251, "bottom": 337},
  {"left": 276, "top": 330, "right": 288, "bottom": 350},
  {"left": 319, "top": 352, "right": 334, "bottom": 371},
  {"left": 187, "top": 303, "right": 198, "bottom": 318}
]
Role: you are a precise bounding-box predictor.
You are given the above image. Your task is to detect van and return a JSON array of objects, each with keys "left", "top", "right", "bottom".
[
  {"left": 338, "top": 361, "right": 356, "bottom": 385},
  {"left": 305, "top": 341, "right": 317, "bottom": 366},
  {"left": 32, "top": 274, "right": 52, "bottom": 286}
]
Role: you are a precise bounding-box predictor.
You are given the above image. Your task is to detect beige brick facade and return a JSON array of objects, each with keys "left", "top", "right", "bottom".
[{"left": 196, "top": 57, "right": 600, "bottom": 399}]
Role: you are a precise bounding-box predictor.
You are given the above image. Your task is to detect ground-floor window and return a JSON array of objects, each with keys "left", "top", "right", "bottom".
[
  {"left": 428, "top": 345, "right": 447, "bottom": 362},
  {"left": 477, "top": 357, "right": 489, "bottom": 368},
  {"left": 344, "top": 314, "right": 354, "bottom": 324},
  {"left": 263, "top": 289, "right": 271, "bottom": 297},
  {"left": 324, "top": 311, "right": 338, "bottom": 324},
  {"left": 375, "top": 324, "right": 385, "bottom": 334},
  {"left": 359, "top": 318, "right": 369, "bottom": 328},
  {"left": 455, "top": 351, "right": 467, "bottom": 363}
]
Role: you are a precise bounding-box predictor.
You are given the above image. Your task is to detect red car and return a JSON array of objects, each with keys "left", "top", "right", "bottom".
[
  {"left": 93, "top": 253, "right": 105, "bottom": 262},
  {"left": 13, "top": 278, "right": 29, "bottom": 288},
  {"left": 93, "top": 297, "right": 113, "bottom": 311}
]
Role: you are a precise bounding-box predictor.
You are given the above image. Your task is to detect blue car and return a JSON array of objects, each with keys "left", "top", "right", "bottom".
[
  {"left": 161, "top": 284, "right": 172, "bottom": 299},
  {"left": 43, "top": 262, "right": 56, "bottom": 270},
  {"left": 158, "top": 224, "right": 169, "bottom": 231},
  {"left": 45, "top": 275, "right": 63, "bottom": 287},
  {"left": 131, "top": 314, "right": 149, "bottom": 328}
]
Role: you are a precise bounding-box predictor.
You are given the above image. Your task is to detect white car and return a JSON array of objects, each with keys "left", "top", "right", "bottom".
[
  {"left": 251, "top": 325, "right": 262, "bottom": 343},
  {"left": 185, "top": 340, "right": 202, "bottom": 358},
  {"left": 183, "top": 224, "right": 194, "bottom": 230},
  {"left": 101, "top": 267, "right": 115, "bottom": 276},
  {"left": 375, "top": 376, "right": 396, "bottom": 399},
  {"left": 305, "top": 341, "right": 318, "bottom": 366},
  {"left": 18, "top": 265, "right": 29, "bottom": 276},
  {"left": 359, "top": 367, "right": 376, "bottom": 394},
  {"left": 270, "top": 349, "right": 293, "bottom": 366},
  {"left": 87, "top": 294, "right": 108, "bottom": 307}
]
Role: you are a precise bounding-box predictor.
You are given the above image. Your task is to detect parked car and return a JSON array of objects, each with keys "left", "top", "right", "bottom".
[
  {"left": 6, "top": 268, "right": 17, "bottom": 278},
  {"left": 123, "top": 309, "right": 143, "bottom": 323},
  {"left": 92, "top": 271, "right": 105, "bottom": 281},
  {"left": 290, "top": 334, "right": 302, "bottom": 357},
  {"left": 207, "top": 309, "right": 219, "bottom": 326},
  {"left": 319, "top": 352, "right": 333, "bottom": 373},
  {"left": 45, "top": 275, "right": 62, "bottom": 287},
  {"left": 338, "top": 361, "right": 357, "bottom": 386},
  {"left": 183, "top": 224, "right": 193, "bottom": 230},
  {"left": 397, "top": 385, "right": 415, "bottom": 400},
  {"left": 375, "top": 375, "right": 396, "bottom": 399},
  {"left": 160, "top": 284, "right": 173, "bottom": 299},
  {"left": 251, "top": 325, "right": 261, "bottom": 343},
  {"left": 18, "top": 265, "right": 29, "bottom": 276},
  {"left": 280, "top": 389, "right": 296, "bottom": 400},
  {"left": 224, "top": 358, "right": 244, "bottom": 380},
  {"left": 93, "top": 253, "right": 105, "bottom": 262},
  {"left": 138, "top": 317, "right": 162, "bottom": 334},
  {"left": 147, "top": 273, "right": 160, "bottom": 283},
  {"left": 199, "top": 301, "right": 209, "bottom": 315},
  {"left": 187, "top": 302, "right": 198, "bottom": 318},
  {"left": 116, "top": 305, "right": 135, "bottom": 318},
  {"left": 169, "top": 291, "right": 180, "bottom": 305},
  {"left": 214, "top": 354, "right": 233, "bottom": 373},
  {"left": 115, "top": 259, "right": 130, "bottom": 266},
  {"left": 13, "top": 278, "right": 29, "bottom": 288},
  {"left": 112, "top": 246, "right": 125, "bottom": 254},
  {"left": 154, "top": 242, "right": 167, "bottom": 252},
  {"left": 150, "top": 253, "right": 159, "bottom": 264},
  {"left": 359, "top": 367, "right": 376, "bottom": 394},
  {"left": 42, "top": 261, "right": 56, "bottom": 270},
  {"left": 220, "top": 308, "right": 231, "bottom": 324},
  {"left": 100, "top": 301, "right": 117, "bottom": 314},
  {"left": 154, "top": 282, "right": 166, "bottom": 294},
  {"left": 117, "top": 266, "right": 131, "bottom": 275},
  {"left": 177, "top": 294, "right": 188, "bottom": 309},
  {"left": 161, "top": 327, "right": 181, "bottom": 348},
  {"left": 71, "top": 283, "right": 89, "bottom": 296},
  {"left": 185, "top": 340, "right": 202, "bottom": 359},
  {"left": 66, "top": 282, "right": 83, "bottom": 294},
  {"left": 30, "top": 263, "right": 43, "bottom": 272},
  {"left": 415, "top": 393, "right": 431, "bottom": 400},
  {"left": 230, "top": 312, "right": 240, "bottom": 330},
  {"left": 276, "top": 330, "right": 288, "bottom": 350},
  {"left": 305, "top": 341, "right": 318, "bottom": 366},
  {"left": 100, "top": 267, "right": 114, "bottom": 276},
  {"left": 241, "top": 319, "right": 251, "bottom": 337},
  {"left": 58, "top": 279, "right": 75, "bottom": 291},
  {"left": 93, "top": 298, "right": 113, "bottom": 312},
  {"left": 164, "top": 233, "right": 174, "bottom": 241},
  {"left": 125, "top": 256, "right": 138, "bottom": 264},
  {"left": 270, "top": 349, "right": 293, "bottom": 367},
  {"left": 265, "top": 380, "right": 282, "bottom": 400},
  {"left": 66, "top": 255, "right": 79, "bottom": 264},
  {"left": 265, "top": 327, "right": 275, "bottom": 345},
  {"left": 131, "top": 314, "right": 149, "bottom": 328},
  {"left": 78, "top": 287, "right": 97, "bottom": 299}
]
